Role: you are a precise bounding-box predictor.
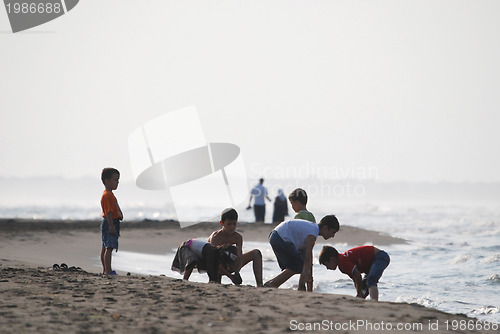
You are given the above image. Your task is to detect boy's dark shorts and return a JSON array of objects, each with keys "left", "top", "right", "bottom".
[
  {"left": 269, "top": 230, "right": 304, "bottom": 273},
  {"left": 101, "top": 218, "right": 120, "bottom": 251},
  {"left": 367, "top": 250, "right": 390, "bottom": 288}
]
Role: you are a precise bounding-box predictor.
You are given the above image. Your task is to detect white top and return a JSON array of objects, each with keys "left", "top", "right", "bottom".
[
  {"left": 186, "top": 239, "right": 207, "bottom": 258},
  {"left": 251, "top": 184, "right": 268, "bottom": 206},
  {"left": 274, "top": 219, "right": 319, "bottom": 250}
]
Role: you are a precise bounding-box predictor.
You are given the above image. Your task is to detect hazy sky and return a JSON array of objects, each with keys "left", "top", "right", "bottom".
[{"left": 1, "top": 0, "right": 499, "bottom": 183}]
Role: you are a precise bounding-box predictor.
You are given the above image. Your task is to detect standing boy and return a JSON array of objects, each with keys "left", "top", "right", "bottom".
[
  {"left": 289, "top": 188, "right": 315, "bottom": 223},
  {"left": 208, "top": 208, "right": 263, "bottom": 286},
  {"left": 264, "top": 215, "right": 339, "bottom": 291},
  {"left": 100, "top": 168, "right": 123, "bottom": 276},
  {"left": 319, "top": 245, "right": 390, "bottom": 301}
]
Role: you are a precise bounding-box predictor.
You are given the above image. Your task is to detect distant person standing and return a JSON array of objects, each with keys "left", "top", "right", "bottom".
[
  {"left": 247, "top": 178, "right": 271, "bottom": 223},
  {"left": 272, "top": 189, "right": 288, "bottom": 223}
]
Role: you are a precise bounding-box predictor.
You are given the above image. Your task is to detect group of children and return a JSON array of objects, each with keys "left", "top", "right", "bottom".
[{"left": 100, "top": 168, "right": 390, "bottom": 301}]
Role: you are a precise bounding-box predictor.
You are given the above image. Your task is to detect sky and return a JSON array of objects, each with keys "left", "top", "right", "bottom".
[{"left": 1, "top": 0, "right": 500, "bottom": 184}]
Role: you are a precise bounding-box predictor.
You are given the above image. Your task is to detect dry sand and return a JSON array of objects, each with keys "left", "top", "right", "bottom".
[{"left": 0, "top": 219, "right": 493, "bottom": 333}]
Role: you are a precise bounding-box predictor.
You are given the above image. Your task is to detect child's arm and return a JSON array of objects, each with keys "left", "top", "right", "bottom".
[
  {"left": 351, "top": 267, "right": 365, "bottom": 298},
  {"left": 105, "top": 212, "right": 116, "bottom": 236},
  {"left": 183, "top": 267, "right": 193, "bottom": 281},
  {"left": 218, "top": 264, "right": 242, "bottom": 285},
  {"left": 234, "top": 234, "right": 244, "bottom": 273},
  {"left": 298, "top": 235, "right": 316, "bottom": 292},
  {"left": 207, "top": 232, "right": 215, "bottom": 244}
]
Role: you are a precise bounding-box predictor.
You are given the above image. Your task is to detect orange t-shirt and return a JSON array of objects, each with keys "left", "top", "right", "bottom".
[{"left": 101, "top": 190, "right": 123, "bottom": 220}]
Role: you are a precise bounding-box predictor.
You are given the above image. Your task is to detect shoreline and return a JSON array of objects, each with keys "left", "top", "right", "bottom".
[
  {"left": 0, "top": 217, "right": 406, "bottom": 238},
  {"left": 0, "top": 218, "right": 405, "bottom": 272},
  {"left": 1, "top": 261, "right": 494, "bottom": 334},
  {"left": 1, "top": 220, "right": 497, "bottom": 333}
]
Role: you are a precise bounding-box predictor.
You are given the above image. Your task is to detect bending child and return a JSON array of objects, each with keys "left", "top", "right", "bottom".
[
  {"left": 208, "top": 208, "right": 263, "bottom": 286},
  {"left": 319, "top": 245, "right": 390, "bottom": 301},
  {"left": 171, "top": 238, "right": 241, "bottom": 285},
  {"left": 264, "top": 215, "right": 339, "bottom": 291}
]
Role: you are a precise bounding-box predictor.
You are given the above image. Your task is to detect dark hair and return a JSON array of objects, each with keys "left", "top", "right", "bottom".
[
  {"left": 101, "top": 168, "right": 120, "bottom": 185},
  {"left": 259, "top": 178, "right": 264, "bottom": 184},
  {"left": 319, "top": 245, "right": 339, "bottom": 265},
  {"left": 221, "top": 208, "right": 238, "bottom": 223},
  {"left": 318, "top": 215, "right": 340, "bottom": 231},
  {"left": 288, "top": 188, "right": 308, "bottom": 205}
]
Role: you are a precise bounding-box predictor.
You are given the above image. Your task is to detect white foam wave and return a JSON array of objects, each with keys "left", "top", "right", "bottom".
[
  {"left": 472, "top": 306, "right": 500, "bottom": 315},
  {"left": 452, "top": 254, "right": 473, "bottom": 264},
  {"left": 395, "top": 296, "right": 441, "bottom": 309},
  {"left": 481, "top": 254, "right": 500, "bottom": 264},
  {"left": 486, "top": 274, "right": 500, "bottom": 282}
]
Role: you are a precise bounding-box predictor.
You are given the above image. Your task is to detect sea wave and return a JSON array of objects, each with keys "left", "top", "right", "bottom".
[
  {"left": 451, "top": 254, "right": 473, "bottom": 264},
  {"left": 472, "top": 306, "right": 500, "bottom": 315},
  {"left": 395, "top": 296, "right": 441, "bottom": 309},
  {"left": 486, "top": 274, "right": 500, "bottom": 283},
  {"left": 480, "top": 254, "right": 500, "bottom": 264}
]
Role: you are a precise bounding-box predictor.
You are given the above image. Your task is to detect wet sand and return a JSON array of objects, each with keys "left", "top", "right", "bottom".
[{"left": 0, "top": 219, "right": 493, "bottom": 333}]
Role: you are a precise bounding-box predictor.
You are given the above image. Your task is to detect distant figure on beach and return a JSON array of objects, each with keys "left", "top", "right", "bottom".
[
  {"left": 208, "top": 208, "right": 263, "bottom": 286},
  {"left": 289, "top": 188, "right": 315, "bottom": 223},
  {"left": 171, "top": 238, "right": 241, "bottom": 285},
  {"left": 264, "top": 215, "right": 340, "bottom": 292},
  {"left": 272, "top": 189, "right": 288, "bottom": 223},
  {"left": 247, "top": 178, "right": 271, "bottom": 223},
  {"left": 319, "top": 245, "right": 390, "bottom": 301},
  {"left": 100, "top": 167, "right": 123, "bottom": 276}
]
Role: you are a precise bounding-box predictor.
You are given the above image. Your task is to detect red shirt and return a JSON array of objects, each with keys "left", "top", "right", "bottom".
[
  {"left": 338, "top": 246, "right": 375, "bottom": 277},
  {"left": 101, "top": 190, "right": 122, "bottom": 219}
]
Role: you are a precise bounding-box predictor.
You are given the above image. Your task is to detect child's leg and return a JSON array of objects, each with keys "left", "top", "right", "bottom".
[
  {"left": 369, "top": 286, "right": 379, "bottom": 301},
  {"left": 101, "top": 218, "right": 118, "bottom": 275},
  {"left": 183, "top": 267, "right": 193, "bottom": 281},
  {"left": 266, "top": 230, "right": 303, "bottom": 288},
  {"left": 366, "top": 250, "right": 390, "bottom": 301},
  {"left": 240, "top": 249, "right": 263, "bottom": 286},
  {"left": 104, "top": 247, "right": 113, "bottom": 274},
  {"left": 100, "top": 247, "right": 106, "bottom": 274},
  {"left": 202, "top": 245, "right": 220, "bottom": 283},
  {"left": 264, "top": 269, "right": 296, "bottom": 288}
]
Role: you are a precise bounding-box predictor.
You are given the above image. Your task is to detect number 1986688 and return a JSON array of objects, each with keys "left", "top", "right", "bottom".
[{"left": 6, "top": 2, "right": 62, "bottom": 14}]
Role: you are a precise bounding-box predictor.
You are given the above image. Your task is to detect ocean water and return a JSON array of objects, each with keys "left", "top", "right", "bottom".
[
  {"left": 1, "top": 187, "right": 498, "bottom": 324},
  {"left": 107, "top": 204, "right": 500, "bottom": 324}
]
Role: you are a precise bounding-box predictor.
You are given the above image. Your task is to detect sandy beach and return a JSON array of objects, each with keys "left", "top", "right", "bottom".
[
  {"left": 0, "top": 219, "right": 495, "bottom": 333},
  {"left": 0, "top": 219, "right": 405, "bottom": 272}
]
